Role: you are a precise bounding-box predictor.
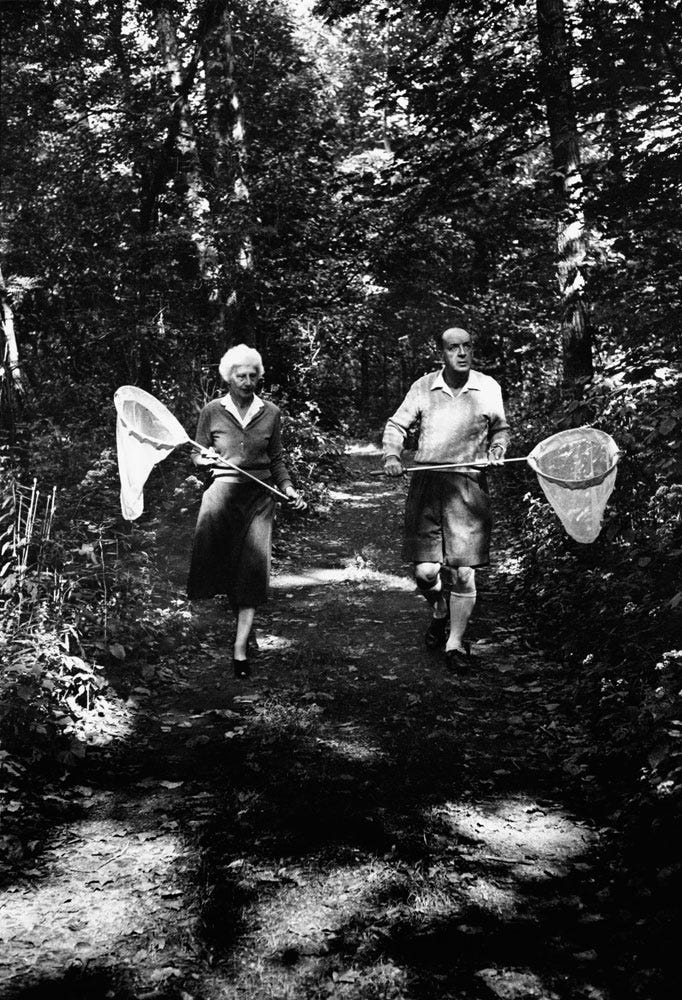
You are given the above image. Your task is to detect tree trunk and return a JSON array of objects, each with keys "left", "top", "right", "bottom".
[
  {"left": 580, "top": 2, "right": 624, "bottom": 181},
  {"left": 138, "top": 5, "right": 202, "bottom": 233},
  {"left": 650, "top": 0, "right": 682, "bottom": 88},
  {"left": 0, "top": 267, "right": 26, "bottom": 437},
  {"left": 536, "top": 0, "right": 593, "bottom": 384},
  {"left": 108, "top": 0, "right": 131, "bottom": 80},
  {"left": 203, "top": 2, "right": 256, "bottom": 349},
  {"left": 360, "top": 342, "right": 370, "bottom": 413},
  {"left": 154, "top": 3, "right": 220, "bottom": 287},
  {"left": 135, "top": 2, "right": 228, "bottom": 379}
]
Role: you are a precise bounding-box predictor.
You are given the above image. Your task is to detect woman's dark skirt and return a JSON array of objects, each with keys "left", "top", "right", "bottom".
[
  {"left": 187, "top": 479, "right": 275, "bottom": 608},
  {"left": 402, "top": 469, "right": 491, "bottom": 568}
]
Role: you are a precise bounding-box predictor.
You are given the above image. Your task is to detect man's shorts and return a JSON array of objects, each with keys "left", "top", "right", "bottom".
[{"left": 402, "top": 469, "right": 492, "bottom": 568}]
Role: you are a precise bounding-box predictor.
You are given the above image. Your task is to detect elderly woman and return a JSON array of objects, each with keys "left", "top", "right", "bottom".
[{"left": 187, "top": 344, "right": 305, "bottom": 678}]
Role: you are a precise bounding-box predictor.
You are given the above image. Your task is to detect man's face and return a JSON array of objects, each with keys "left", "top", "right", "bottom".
[
  {"left": 228, "top": 365, "right": 260, "bottom": 402},
  {"left": 441, "top": 328, "right": 473, "bottom": 377}
]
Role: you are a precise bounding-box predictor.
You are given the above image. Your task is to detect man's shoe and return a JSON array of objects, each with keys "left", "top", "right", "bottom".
[
  {"left": 444, "top": 647, "right": 471, "bottom": 673},
  {"left": 233, "top": 657, "right": 251, "bottom": 679},
  {"left": 425, "top": 615, "right": 449, "bottom": 649}
]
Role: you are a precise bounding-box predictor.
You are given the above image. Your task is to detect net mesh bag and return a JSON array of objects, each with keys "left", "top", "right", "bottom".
[
  {"left": 527, "top": 427, "right": 620, "bottom": 543},
  {"left": 114, "top": 386, "right": 190, "bottom": 520}
]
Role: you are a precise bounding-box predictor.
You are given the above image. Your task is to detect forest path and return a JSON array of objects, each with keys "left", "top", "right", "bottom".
[{"left": 1, "top": 448, "right": 616, "bottom": 1000}]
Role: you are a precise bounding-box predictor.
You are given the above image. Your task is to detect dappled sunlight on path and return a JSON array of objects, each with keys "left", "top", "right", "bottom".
[
  {"left": 433, "top": 795, "right": 595, "bottom": 878},
  {"left": 0, "top": 809, "right": 198, "bottom": 995},
  {"left": 271, "top": 567, "right": 415, "bottom": 590}
]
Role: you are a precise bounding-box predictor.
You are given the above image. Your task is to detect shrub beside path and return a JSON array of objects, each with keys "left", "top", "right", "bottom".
[{"left": 0, "top": 447, "right": 663, "bottom": 999}]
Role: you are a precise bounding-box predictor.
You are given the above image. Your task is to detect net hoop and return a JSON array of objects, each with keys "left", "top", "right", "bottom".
[
  {"left": 527, "top": 427, "right": 620, "bottom": 543},
  {"left": 114, "top": 385, "right": 191, "bottom": 520},
  {"left": 527, "top": 428, "right": 620, "bottom": 489},
  {"left": 114, "top": 385, "right": 189, "bottom": 448}
]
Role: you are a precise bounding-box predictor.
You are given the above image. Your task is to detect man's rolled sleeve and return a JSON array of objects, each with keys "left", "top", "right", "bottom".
[{"left": 487, "top": 384, "right": 510, "bottom": 456}]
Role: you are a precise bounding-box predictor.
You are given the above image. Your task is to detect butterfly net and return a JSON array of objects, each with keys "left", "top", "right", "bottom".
[
  {"left": 114, "top": 386, "right": 190, "bottom": 520},
  {"left": 527, "top": 428, "right": 620, "bottom": 543}
]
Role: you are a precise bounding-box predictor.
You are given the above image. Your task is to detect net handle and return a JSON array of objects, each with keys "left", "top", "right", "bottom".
[
  {"left": 370, "top": 457, "right": 529, "bottom": 475},
  {"left": 372, "top": 452, "right": 622, "bottom": 477},
  {"left": 408, "top": 457, "right": 530, "bottom": 472},
  {"left": 189, "top": 440, "right": 290, "bottom": 502}
]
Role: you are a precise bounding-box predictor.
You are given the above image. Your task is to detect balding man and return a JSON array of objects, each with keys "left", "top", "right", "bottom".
[{"left": 383, "top": 326, "right": 510, "bottom": 672}]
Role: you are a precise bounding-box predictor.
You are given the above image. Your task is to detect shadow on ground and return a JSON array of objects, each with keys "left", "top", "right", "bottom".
[{"left": 1, "top": 453, "right": 675, "bottom": 1000}]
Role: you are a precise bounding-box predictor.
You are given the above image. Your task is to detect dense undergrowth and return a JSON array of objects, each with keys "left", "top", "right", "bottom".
[
  {"left": 502, "top": 347, "right": 682, "bottom": 857},
  {"left": 0, "top": 398, "right": 343, "bottom": 878}
]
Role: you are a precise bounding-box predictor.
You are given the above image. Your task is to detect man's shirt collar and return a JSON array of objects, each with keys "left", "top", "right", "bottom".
[
  {"left": 431, "top": 368, "right": 482, "bottom": 398},
  {"left": 220, "top": 392, "right": 265, "bottom": 427}
]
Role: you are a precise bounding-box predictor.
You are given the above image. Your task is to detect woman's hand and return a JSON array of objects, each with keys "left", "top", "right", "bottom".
[
  {"left": 193, "top": 446, "right": 220, "bottom": 469},
  {"left": 284, "top": 486, "right": 307, "bottom": 510}
]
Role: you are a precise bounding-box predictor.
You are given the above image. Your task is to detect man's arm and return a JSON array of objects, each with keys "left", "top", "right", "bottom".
[
  {"left": 487, "top": 382, "right": 510, "bottom": 464},
  {"left": 382, "top": 383, "right": 421, "bottom": 475}
]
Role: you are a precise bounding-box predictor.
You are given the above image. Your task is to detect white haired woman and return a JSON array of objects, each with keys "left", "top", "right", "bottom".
[{"left": 187, "top": 344, "right": 305, "bottom": 678}]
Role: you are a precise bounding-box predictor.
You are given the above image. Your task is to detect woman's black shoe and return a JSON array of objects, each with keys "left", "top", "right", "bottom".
[
  {"left": 233, "top": 657, "right": 251, "bottom": 679},
  {"left": 424, "top": 615, "right": 449, "bottom": 649}
]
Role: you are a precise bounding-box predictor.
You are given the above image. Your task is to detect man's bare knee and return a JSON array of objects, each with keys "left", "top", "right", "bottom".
[
  {"left": 450, "top": 566, "right": 476, "bottom": 598},
  {"left": 415, "top": 562, "right": 441, "bottom": 592}
]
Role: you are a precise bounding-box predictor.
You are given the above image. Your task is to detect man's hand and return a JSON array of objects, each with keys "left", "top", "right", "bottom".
[
  {"left": 284, "top": 485, "right": 307, "bottom": 510},
  {"left": 487, "top": 445, "right": 505, "bottom": 467},
  {"left": 384, "top": 456, "right": 405, "bottom": 478}
]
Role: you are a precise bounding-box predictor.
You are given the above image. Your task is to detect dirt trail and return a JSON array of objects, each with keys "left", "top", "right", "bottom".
[{"left": 0, "top": 448, "right": 627, "bottom": 1000}]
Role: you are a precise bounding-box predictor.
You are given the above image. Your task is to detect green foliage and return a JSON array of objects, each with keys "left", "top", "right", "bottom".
[
  {"left": 2, "top": 0, "right": 681, "bottom": 424},
  {"left": 0, "top": 464, "right": 101, "bottom": 771},
  {"left": 279, "top": 400, "right": 346, "bottom": 498},
  {"left": 0, "top": 637, "right": 105, "bottom": 759},
  {"left": 0, "top": 425, "right": 163, "bottom": 799},
  {"left": 0, "top": 453, "right": 113, "bottom": 858},
  {"left": 502, "top": 348, "right": 681, "bottom": 823},
  {"left": 643, "top": 649, "right": 682, "bottom": 803}
]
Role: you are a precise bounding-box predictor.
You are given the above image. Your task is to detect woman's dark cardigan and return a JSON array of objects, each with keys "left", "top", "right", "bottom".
[{"left": 194, "top": 398, "right": 293, "bottom": 491}]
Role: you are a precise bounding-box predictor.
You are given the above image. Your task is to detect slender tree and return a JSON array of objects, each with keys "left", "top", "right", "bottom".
[
  {"left": 0, "top": 266, "right": 27, "bottom": 436},
  {"left": 203, "top": 0, "right": 256, "bottom": 346},
  {"left": 536, "top": 0, "right": 593, "bottom": 383},
  {"left": 149, "top": 3, "right": 218, "bottom": 276}
]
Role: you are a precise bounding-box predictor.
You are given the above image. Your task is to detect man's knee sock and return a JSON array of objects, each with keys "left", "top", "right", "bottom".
[
  {"left": 445, "top": 567, "right": 476, "bottom": 650},
  {"left": 446, "top": 594, "right": 475, "bottom": 650}
]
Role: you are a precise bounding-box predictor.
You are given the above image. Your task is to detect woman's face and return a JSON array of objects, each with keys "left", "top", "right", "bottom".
[{"left": 227, "top": 364, "right": 260, "bottom": 402}]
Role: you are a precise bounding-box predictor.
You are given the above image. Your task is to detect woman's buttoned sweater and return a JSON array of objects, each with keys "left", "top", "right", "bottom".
[{"left": 194, "top": 399, "right": 293, "bottom": 492}]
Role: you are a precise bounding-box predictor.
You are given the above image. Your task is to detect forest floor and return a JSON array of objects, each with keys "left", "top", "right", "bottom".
[{"left": 0, "top": 448, "right": 672, "bottom": 1000}]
